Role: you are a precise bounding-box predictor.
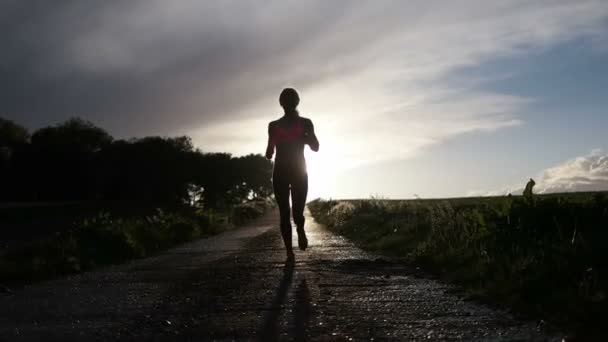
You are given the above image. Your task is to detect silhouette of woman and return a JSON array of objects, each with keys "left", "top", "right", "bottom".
[{"left": 265, "top": 88, "right": 319, "bottom": 263}]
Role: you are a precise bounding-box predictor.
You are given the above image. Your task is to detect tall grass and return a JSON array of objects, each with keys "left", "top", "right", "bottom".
[
  {"left": 0, "top": 199, "right": 274, "bottom": 285},
  {"left": 308, "top": 193, "right": 608, "bottom": 328}
]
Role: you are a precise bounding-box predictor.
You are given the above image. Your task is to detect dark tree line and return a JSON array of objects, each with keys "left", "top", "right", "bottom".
[{"left": 0, "top": 117, "right": 273, "bottom": 208}]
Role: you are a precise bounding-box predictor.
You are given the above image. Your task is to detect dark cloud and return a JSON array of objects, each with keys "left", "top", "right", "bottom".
[
  {"left": 1, "top": 1, "right": 152, "bottom": 135},
  {"left": 3, "top": 0, "right": 606, "bottom": 157},
  {"left": 1, "top": 1, "right": 354, "bottom": 138}
]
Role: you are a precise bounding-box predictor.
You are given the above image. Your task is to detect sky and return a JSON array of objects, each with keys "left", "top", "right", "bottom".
[{"left": 2, "top": 0, "right": 608, "bottom": 199}]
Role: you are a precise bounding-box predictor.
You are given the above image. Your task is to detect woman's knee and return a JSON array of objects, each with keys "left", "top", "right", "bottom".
[
  {"left": 292, "top": 211, "right": 305, "bottom": 225},
  {"left": 280, "top": 221, "right": 292, "bottom": 234}
]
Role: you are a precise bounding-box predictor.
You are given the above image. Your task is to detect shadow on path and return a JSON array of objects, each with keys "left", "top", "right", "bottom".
[
  {"left": 259, "top": 265, "right": 294, "bottom": 340},
  {"left": 259, "top": 265, "right": 313, "bottom": 341},
  {"left": 294, "top": 278, "right": 312, "bottom": 341}
]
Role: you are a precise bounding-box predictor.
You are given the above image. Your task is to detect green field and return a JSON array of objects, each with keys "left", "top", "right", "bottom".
[{"left": 308, "top": 192, "right": 608, "bottom": 332}]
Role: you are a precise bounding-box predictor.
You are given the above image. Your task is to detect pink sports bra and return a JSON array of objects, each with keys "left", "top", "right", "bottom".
[{"left": 271, "top": 119, "right": 305, "bottom": 146}]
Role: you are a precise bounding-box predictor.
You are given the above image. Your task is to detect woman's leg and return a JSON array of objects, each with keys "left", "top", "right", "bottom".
[
  {"left": 291, "top": 173, "right": 308, "bottom": 250},
  {"left": 273, "top": 172, "right": 293, "bottom": 258}
]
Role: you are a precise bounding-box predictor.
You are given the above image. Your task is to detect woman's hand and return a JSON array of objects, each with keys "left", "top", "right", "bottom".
[
  {"left": 265, "top": 147, "right": 274, "bottom": 160},
  {"left": 303, "top": 119, "right": 319, "bottom": 152}
]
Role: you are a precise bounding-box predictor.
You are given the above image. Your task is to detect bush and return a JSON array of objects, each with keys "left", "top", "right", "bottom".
[
  {"left": 231, "top": 198, "right": 274, "bottom": 225},
  {"left": 0, "top": 201, "right": 274, "bottom": 286}
]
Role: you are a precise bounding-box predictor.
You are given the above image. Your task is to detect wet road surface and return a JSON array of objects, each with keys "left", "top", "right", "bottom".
[{"left": 0, "top": 209, "right": 561, "bottom": 341}]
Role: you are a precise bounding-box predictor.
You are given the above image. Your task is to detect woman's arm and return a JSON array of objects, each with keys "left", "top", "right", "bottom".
[
  {"left": 265, "top": 122, "right": 275, "bottom": 159},
  {"left": 304, "top": 119, "right": 319, "bottom": 152}
]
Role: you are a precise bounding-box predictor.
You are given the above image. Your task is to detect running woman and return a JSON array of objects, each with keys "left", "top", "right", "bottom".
[{"left": 265, "top": 88, "right": 319, "bottom": 263}]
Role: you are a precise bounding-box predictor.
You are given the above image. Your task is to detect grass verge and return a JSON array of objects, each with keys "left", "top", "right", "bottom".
[
  {"left": 0, "top": 199, "right": 274, "bottom": 286},
  {"left": 308, "top": 193, "right": 608, "bottom": 334}
]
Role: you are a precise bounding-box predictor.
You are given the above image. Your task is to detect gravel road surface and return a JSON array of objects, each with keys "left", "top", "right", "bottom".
[{"left": 0, "top": 209, "right": 561, "bottom": 341}]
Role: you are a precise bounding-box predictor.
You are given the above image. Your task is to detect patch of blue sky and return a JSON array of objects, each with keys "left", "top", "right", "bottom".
[
  {"left": 344, "top": 36, "right": 608, "bottom": 198},
  {"left": 437, "top": 35, "right": 608, "bottom": 168}
]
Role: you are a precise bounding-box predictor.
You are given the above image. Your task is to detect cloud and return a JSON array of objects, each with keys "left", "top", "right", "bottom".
[
  {"left": 185, "top": 0, "right": 608, "bottom": 169},
  {"left": 536, "top": 150, "right": 608, "bottom": 193},
  {"left": 2, "top": 0, "right": 608, "bottom": 170},
  {"left": 471, "top": 150, "right": 608, "bottom": 196}
]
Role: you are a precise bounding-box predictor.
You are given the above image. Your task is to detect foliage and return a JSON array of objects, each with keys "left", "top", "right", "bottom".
[
  {"left": 0, "top": 118, "right": 30, "bottom": 147},
  {"left": 308, "top": 193, "right": 608, "bottom": 329},
  {"left": 31, "top": 117, "right": 113, "bottom": 152},
  {"left": 95, "top": 136, "right": 195, "bottom": 203},
  {"left": 0, "top": 116, "right": 276, "bottom": 284},
  {"left": 0, "top": 118, "right": 30, "bottom": 189},
  {"left": 0, "top": 200, "right": 272, "bottom": 285},
  {"left": 230, "top": 198, "right": 275, "bottom": 225},
  {"left": 0, "top": 116, "right": 274, "bottom": 206}
]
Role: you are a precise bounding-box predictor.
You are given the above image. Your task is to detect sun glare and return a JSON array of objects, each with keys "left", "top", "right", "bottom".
[{"left": 305, "top": 148, "right": 337, "bottom": 200}]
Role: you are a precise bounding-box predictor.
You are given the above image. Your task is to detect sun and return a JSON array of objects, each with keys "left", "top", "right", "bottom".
[{"left": 305, "top": 148, "right": 335, "bottom": 200}]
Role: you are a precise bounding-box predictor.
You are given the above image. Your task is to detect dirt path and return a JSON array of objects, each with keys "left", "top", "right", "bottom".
[{"left": 0, "top": 209, "right": 560, "bottom": 341}]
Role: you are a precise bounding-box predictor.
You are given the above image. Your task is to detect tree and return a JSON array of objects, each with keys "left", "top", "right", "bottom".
[
  {"left": 95, "top": 136, "right": 195, "bottom": 204},
  {"left": 0, "top": 117, "right": 30, "bottom": 147},
  {"left": 190, "top": 152, "right": 235, "bottom": 209},
  {"left": 0, "top": 117, "right": 30, "bottom": 166},
  {"left": 187, "top": 153, "right": 273, "bottom": 209},
  {"left": 1, "top": 117, "right": 274, "bottom": 207},
  {"left": 0, "top": 118, "right": 31, "bottom": 200},
  {"left": 28, "top": 118, "right": 113, "bottom": 200},
  {"left": 233, "top": 154, "right": 273, "bottom": 200},
  {"left": 31, "top": 117, "right": 112, "bottom": 153}
]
